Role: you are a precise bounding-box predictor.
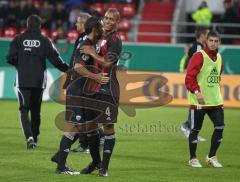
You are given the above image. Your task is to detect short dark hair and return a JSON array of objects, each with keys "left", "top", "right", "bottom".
[
  {"left": 78, "top": 12, "right": 91, "bottom": 24},
  {"left": 27, "top": 14, "right": 41, "bottom": 29},
  {"left": 195, "top": 26, "right": 208, "bottom": 39},
  {"left": 207, "top": 30, "right": 221, "bottom": 40},
  {"left": 84, "top": 16, "right": 101, "bottom": 34}
]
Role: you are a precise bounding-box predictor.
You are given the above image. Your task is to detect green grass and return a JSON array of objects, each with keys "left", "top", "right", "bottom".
[{"left": 0, "top": 100, "right": 239, "bottom": 182}]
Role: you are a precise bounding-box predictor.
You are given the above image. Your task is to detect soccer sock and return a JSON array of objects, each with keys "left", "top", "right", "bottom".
[
  {"left": 189, "top": 129, "right": 199, "bottom": 159},
  {"left": 87, "top": 131, "right": 101, "bottom": 166},
  {"left": 57, "top": 134, "right": 75, "bottom": 170},
  {"left": 102, "top": 133, "right": 115, "bottom": 169},
  {"left": 208, "top": 128, "right": 223, "bottom": 157}
]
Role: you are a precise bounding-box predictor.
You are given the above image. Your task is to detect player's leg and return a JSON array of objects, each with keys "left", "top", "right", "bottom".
[
  {"left": 180, "top": 109, "right": 191, "bottom": 138},
  {"left": 99, "top": 93, "right": 119, "bottom": 177},
  {"left": 100, "top": 123, "right": 115, "bottom": 176},
  {"left": 181, "top": 108, "right": 206, "bottom": 142},
  {"left": 17, "top": 88, "right": 35, "bottom": 149},
  {"left": 80, "top": 107, "right": 101, "bottom": 174},
  {"left": 54, "top": 98, "right": 84, "bottom": 174},
  {"left": 206, "top": 108, "right": 224, "bottom": 167},
  {"left": 81, "top": 124, "right": 101, "bottom": 174},
  {"left": 188, "top": 108, "right": 205, "bottom": 167},
  {"left": 29, "top": 88, "right": 43, "bottom": 143},
  {"left": 55, "top": 121, "right": 82, "bottom": 174}
]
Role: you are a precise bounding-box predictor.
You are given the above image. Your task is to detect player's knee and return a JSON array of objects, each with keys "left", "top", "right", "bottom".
[
  {"left": 19, "top": 106, "right": 29, "bottom": 113},
  {"left": 214, "top": 124, "right": 225, "bottom": 130},
  {"left": 63, "top": 132, "right": 75, "bottom": 141},
  {"left": 87, "top": 130, "right": 99, "bottom": 144},
  {"left": 103, "top": 124, "right": 114, "bottom": 134}
]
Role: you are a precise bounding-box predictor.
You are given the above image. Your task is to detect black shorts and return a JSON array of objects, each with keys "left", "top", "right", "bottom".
[
  {"left": 93, "top": 93, "right": 119, "bottom": 124},
  {"left": 65, "top": 91, "right": 119, "bottom": 124}
]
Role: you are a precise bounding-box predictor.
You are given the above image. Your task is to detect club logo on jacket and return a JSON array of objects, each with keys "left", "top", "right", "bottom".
[{"left": 23, "top": 40, "right": 41, "bottom": 51}]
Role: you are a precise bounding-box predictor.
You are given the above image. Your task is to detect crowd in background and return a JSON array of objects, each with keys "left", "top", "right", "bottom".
[
  {"left": 0, "top": 0, "right": 138, "bottom": 31},
  {"left": 0, "top": 0, "right": 240, "bottom": 44}
]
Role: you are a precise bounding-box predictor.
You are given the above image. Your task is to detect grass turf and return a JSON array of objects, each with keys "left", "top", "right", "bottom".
[{"left": 0, "top": 100, "right": 239, "bottom": 182}]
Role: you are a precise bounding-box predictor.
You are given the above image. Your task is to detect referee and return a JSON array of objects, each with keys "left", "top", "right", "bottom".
[{"left": 6, "top": 15, "right": 69, "bottom": 149}]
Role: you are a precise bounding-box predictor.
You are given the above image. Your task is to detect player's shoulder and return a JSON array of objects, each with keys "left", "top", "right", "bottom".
[
  {"left": 81, "top": 37, "right": 93, "bottom": 47},
  {"left": 108, "top": 31, "right": 122, "bottom": 43},
  {"left": 192, "top": 50, "right": 204, "bottom": 60},
  {"left": 78, "top": 33, "right": 88, "bottom": 43}
]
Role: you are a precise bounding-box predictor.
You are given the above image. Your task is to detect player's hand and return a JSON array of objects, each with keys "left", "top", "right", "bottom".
[
  {"left": 196, "top": 92, "right": 205, "bottom": 105},
  {"left": 95, "top": 73, "right": 109, "bottom": 84},
  {"left": 80, "top": 46, "right": 94, "bottom": 55}
]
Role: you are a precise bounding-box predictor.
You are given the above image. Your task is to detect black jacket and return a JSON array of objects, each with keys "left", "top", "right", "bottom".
[{"left": 6, "top": 28, "right": 69, "bottom": 88}]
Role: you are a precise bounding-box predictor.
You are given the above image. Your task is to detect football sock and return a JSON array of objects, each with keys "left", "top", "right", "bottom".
[
  {"left": 189, "top": 129, "right": 199, "bottom": 159},
  {"left": 57, "top": 134, "right": 75, "bottom": 170},
  {"left": 209, "top": 128, "right": 223, "bottom": 157},
  {"left": 102, "top": 133, "right": 115, "bottom": 169},
  {"left": 88, "top": 131, "right": 101, "bottom": 165}
]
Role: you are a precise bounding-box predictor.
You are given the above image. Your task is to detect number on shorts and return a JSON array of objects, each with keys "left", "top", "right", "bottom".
[{"left": 105, "top": 107, "right": 111, "bottom": 117}]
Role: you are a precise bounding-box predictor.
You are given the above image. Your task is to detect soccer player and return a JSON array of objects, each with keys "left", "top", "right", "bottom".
[
  {"left": 180, "top": 27, "right": 209, "bottom": 142},
  {"left": 53, "top": 17, "right": 107, "bottom": 174},
  {"left": 186, "top": 31, "right": 224, "bottom": 168},
  {"left": 80, "top": 8, "right": 122, "bottom": 177},
  {"left": 63, "top": 12, "right": 91, "bottom": 153},
  {"left": 6, "top": 14, "right": 69, "bottom": 149}
]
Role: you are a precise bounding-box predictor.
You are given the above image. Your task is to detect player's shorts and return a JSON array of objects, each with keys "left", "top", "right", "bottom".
[
  {"left": 92, "top": 93, "right": 119, "bottom": 124},
  {"left": 65, "top": 80, "right": 119, "bottom": 124}
]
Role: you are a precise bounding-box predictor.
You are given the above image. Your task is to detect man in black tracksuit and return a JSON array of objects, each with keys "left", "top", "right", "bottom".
[{"left": 6, "top": 14, "right": 69, "bottom": 149}]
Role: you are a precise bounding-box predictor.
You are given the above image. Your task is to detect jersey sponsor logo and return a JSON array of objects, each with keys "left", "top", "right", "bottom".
[
  {"left": 207, "top": 67, "right": 220, "bottom": 84},
  {"left": 23, "top": 40, "right": 41, "bottom": 47},
  {"left": 207, "top": 76, "right": 220, "bottom": 83}
]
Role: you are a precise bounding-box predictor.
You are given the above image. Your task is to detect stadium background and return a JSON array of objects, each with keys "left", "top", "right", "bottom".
[{"left": 0, "top": 0, "right": 240, "bottom": 181}]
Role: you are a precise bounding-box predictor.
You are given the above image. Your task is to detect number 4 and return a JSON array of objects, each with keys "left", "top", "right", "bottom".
[{"left": 105, "top": 107, "right": 111, "bottom": 117}]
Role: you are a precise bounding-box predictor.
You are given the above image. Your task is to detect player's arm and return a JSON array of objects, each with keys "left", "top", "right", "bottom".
[
  {"left": 80, "top": 46, "right": 112, "bottom": 67},
  {"left": 185, "top": 52, "right": 205, "bottom": 104},
  {"left": 45, "top": 38, "right": 69, "bottom": 72},
  {"left": 81, "top": 38, "right": 122, "bottom": 68},
  {"left": 6, "top": 36, "right": 19, "bottom": 67},
  {"left": 74, "top": 60, "right": 109, "bottom": 85}
]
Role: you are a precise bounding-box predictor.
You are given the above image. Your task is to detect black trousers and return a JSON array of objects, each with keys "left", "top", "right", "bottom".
[{"left": 17, "top": 87, "right": 43, "bottom": 142}]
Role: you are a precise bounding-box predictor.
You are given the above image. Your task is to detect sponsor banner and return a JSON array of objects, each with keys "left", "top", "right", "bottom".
[
  {"left": 1, "top": 67, "right": 239, "bottom": 108},
  {"left": 117, "top": 71, "right": 240, "bottom": 108}
]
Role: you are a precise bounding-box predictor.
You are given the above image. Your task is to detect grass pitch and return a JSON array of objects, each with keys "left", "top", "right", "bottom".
[{"left": 0, "top": 100, "right": 239, "bottom": 182}]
